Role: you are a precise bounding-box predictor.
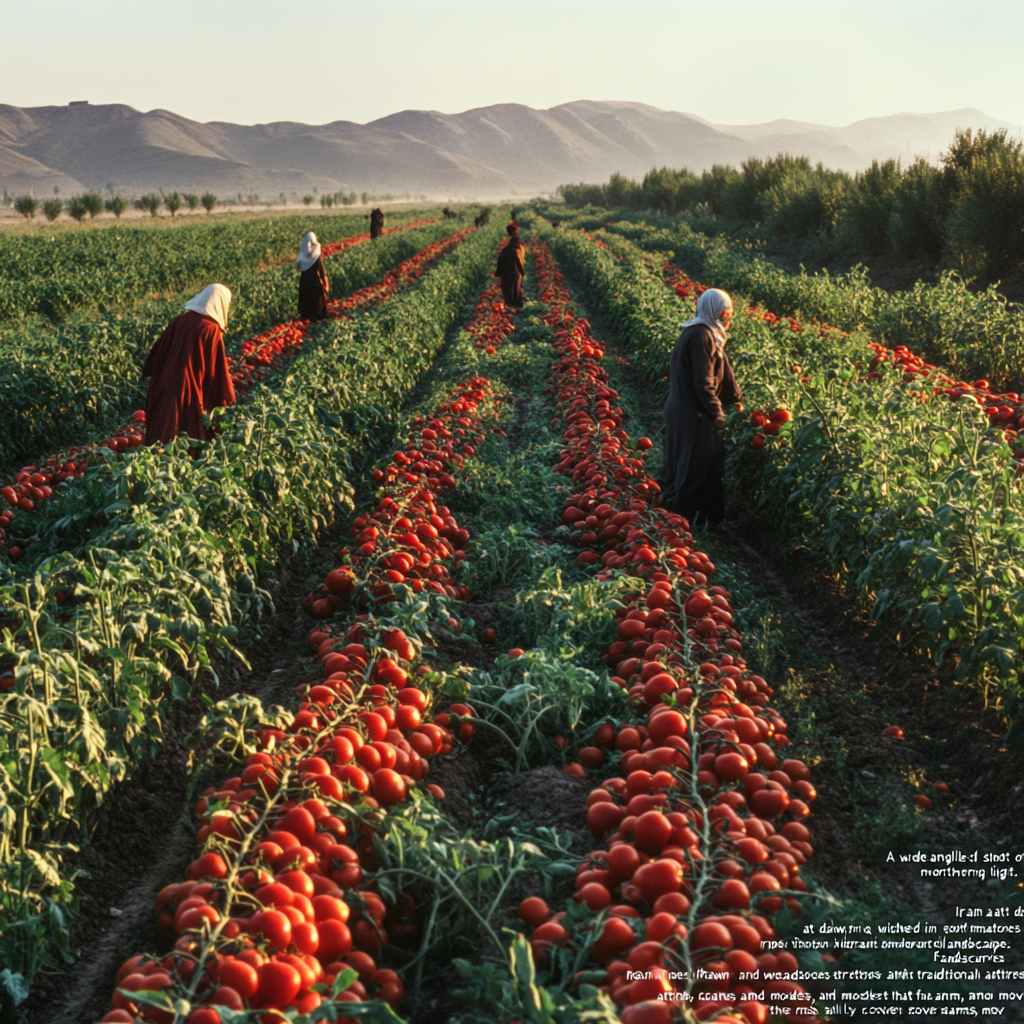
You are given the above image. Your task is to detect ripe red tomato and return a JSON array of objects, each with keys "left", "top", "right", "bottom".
[
  {"left": 254, "top": 960, "right": 302, "bottom": 1008},
  {"left": 250, "top": 909, "right": 292, "bottom": 950},
  {"left": 217, "top": 958, "right": 258, "bottom": 1000},
  {"left": 372, "top": 768, "right": 406, "bottom": 806}
]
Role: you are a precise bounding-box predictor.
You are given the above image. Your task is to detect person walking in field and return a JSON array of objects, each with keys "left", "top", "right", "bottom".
[
  {"left": 141, "top": 283, "right": 236, "bottom": 446},
  {"left": 495, "top": 222, "right": 526, "bottom": 309},
  {"left": 296, "top": 231, "right": 329, "bottom": 321},
  {"left": 370, "top": 207, "right": 385, "bottom": 239},
  {"left": 657, "top": 288, "right": 741, "bottom": 527}
]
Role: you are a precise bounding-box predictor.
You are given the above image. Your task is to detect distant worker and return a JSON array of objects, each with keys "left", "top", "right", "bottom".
[
  {"left": 141, "top": 284, "right": 236, "bottom": 446},
  {"left": 494, "top": 222, "right": 526, "bottom": 309},
  {"left": 370, "top": 207, "right": 385, "bottom": 239},
  {"left": 657, "top": 288, "right": 741, "bottom": 528},
  {"left": 296, "top": 231, "right": 329, "bottom": 321}
]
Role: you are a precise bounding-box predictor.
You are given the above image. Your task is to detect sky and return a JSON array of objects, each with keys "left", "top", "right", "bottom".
[{"left": 2, "top": 0, "right": 1022, "bottom": 130}]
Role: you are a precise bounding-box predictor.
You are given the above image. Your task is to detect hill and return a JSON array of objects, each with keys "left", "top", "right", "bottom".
[{"left": 0, "top": 100, "right": 1016, "bottom": 200}]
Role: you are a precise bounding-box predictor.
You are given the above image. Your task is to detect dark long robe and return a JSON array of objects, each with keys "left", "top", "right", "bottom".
[
  {"left": 657, "top": 324, "right": 741, "bottom": 525},
  {"left": 370, "top": 208, "right": 384, "bottom": 239},
  {"left": 298, "top": 256, "right": 329, "bottom": 320},
  {"left": 495, "top": 238, "right": 526, "bottom": 308},
  {"left": 141, "top": 310, "right": 236, "bottom": 445}
]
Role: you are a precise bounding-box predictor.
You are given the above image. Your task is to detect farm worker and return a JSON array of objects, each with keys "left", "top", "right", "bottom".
[
  {"left": 296, "top": 231, "right": 329, "bottom": 321},
  {"left": 370, "top": 207, "right": 385, "bottom": 239},
  {"left": 656, "top": 288, "right": 742, "bottom": 527},
  {"left": 494, "top": 222, "right": 526, "bottom": 309},
  {"left": 141, "top": 283, "right": 236, "bottom": 446}
]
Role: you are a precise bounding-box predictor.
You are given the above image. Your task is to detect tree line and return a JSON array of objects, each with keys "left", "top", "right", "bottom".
[
  {"left": 560, "top": 128, "right": 1024, "bottom": 285},
  {"left": 8, "top": 190, "right": 219, "bottom": 222}
]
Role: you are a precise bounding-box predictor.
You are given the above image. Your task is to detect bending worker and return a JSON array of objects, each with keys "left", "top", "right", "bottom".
[{"left": 141, "top": 283, "right": 236, "bottom": 446}]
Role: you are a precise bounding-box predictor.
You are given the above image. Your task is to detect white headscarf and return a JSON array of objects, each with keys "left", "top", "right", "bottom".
[
  {"left": 680, "top": 288, "right": 732, "bottom": 352},
  {"left": 297, "top": 232, "right": 321, "bottom": 272},
  {"left": 184, "top": 283, "right": 231, "bottom": 331}
]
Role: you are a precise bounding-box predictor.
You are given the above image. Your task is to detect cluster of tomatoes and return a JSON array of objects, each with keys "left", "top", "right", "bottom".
[
  {"left": 97, "top": 614, "right": 453, "bottom": 1024},
  {"left": 523, "top": 240, "right": 821, "bottom": 1024},
  {"left": 746, "top": 409, "right": 793, "bottom": 452},
  {"left": 464, "top": 281, "right": 516, "bottom": 355},
  {"left": 661, "top": 263, "right": 706, "bottom": 301},
  {"left": 96, "top": 364, "right": 499, "bottom": 1024},
  {"left": 302, "top": 378, "right": 492, "bottom": 618},
  {"left": 232, "top": 225, "right": 476, "bottom": 398},
  {"left": 868, "top": 341, "right": 1024, "bottom": 449},
  {"left": 0, "top": 410, "right": 148, "bottom": 560}
]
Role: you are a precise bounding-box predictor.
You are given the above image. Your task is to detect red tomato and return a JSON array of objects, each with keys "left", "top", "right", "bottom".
[
  {"left": 250, "top": 909, "right": 292, "bottom": 950},
  {"left": 218, "top": 959, "right": 258, "bottom": 1000},
  {"left": 372, "top": 768, "right": 406, "bottom": 805},
  {"left": 254, "top": 960, "right": 302, "bottom": 1008}
]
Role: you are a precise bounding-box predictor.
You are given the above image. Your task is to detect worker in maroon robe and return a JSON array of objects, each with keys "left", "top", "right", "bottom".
[
  {"left": 657, "top": 289, "right": 741, "bottom": 527},
  {"left": 141, "top": 283, "right": 236, "bottom": 446},
  {"left": 370, "top": 208, "right": 385, "bottom": 239},
  {"left": 297, "top": 232, "right": 329, "bottom": 320},
  {"left": 495, "top": 222, "right": 526, "bottom": 308}
]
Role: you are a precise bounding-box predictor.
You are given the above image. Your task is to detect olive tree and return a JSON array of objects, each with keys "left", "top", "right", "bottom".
[
  {"left": 42, "top": 198, "right": 63, "bottom": 222},
  {"left": 66, "top": 196, "right": 88, "bottom": 222},
  {"left": 201, "top": 192, "right": 217, "bottom": 213},
  {"left": 82, "top": 192, "right": 104, "bottom": 218},
  {"left": 137, "top": 194, "right": 161, "bottom": 216},
  {"left": 183, "top": 192, "right": 200, "bottom": 212},
  {"left": 14, "top": 195, "right": 37, "bottom": 219},
  {"left": 164, "top": 191, "right": 182, "bottom": 216},
  {"left": 104, "top": 194, "right": 128, "bottom": 218}
]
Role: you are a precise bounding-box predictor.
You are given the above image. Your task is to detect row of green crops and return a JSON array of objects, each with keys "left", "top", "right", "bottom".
[
  {"left": 0, "top": 216, "right": 504, "bottom": 994},
  {"left": 537, "top": 203, "right": 1024, "bottom": 393},
  {"left": 0, "top": 208, "right": 440, "bottom": 322},
  {"left": 530, "top": 213, "right": 1024, "bottom": 749},
  {"left": 0, "top": 218, "right": 457, "bottom": 470}
]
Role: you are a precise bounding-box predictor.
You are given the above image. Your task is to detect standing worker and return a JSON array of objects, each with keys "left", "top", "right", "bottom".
[
  {"left": 494, "top": 222, "right": 526, "bottom": 309},
  {"left": 141, "top": 283, "right": 236, "bottom": 446},
  {"left": 296, "top": 231, "right": 329, "bottom": 321},
  {"left": 657, "top": 288, "right": 741, "bottom": 528},
  {"left": 370, "top": 207, "right": 385, "bottom": 239}
]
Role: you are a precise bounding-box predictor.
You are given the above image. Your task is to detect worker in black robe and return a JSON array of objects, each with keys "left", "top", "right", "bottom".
[
  {"left": 296, "top": 232, "right": 329, "bottom": 321},
  {"left": 370, "top": 208, "right": 385, "bottom": 239},
  {"left": 494, "top": 222, "right": 526, "bottom": 309},
  {"left": 657, "top": 288, "right": 741, "bottom": 527}
]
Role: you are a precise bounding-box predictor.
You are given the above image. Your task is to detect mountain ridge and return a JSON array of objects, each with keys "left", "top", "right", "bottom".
[{"left": 0, "top": 100, "right": 1016, "bottom": 201}]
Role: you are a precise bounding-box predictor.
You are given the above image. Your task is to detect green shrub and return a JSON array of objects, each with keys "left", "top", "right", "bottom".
[
  {"left": 104, "top": 195, "right": 128, "bottom": 218},
  {"left": 13, "top": 196, "right": 36, "bottom": 220}
]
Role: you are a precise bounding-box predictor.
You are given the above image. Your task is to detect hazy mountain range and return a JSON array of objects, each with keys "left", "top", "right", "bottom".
[{"left": 0, "top": 99, "right": 1017, "bottom": 200}]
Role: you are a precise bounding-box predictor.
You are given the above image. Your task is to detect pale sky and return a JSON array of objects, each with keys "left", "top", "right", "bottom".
[{"left": 2, "top": 0, "right": 1022, "bottom": 129}]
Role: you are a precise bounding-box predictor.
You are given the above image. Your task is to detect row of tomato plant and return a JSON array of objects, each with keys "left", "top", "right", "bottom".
[
  {"left": 0, "top": 218, "right": 506, "bottom": 1003},
  {"left": 86, "top": 258, "right": 531, "bottom": 1022},
  {"left": 0, "top": 210, "right": 436, "bottom": 323},
  {"left": 0, "top": 224, "right": 475, "bottom": 553},
  {"left": 475, "top": 240, "right": 822, "bottom": 1024},
  {"left": 90, "top": 369, "right": 503, "bottom": 1024},
  {"left": 528, "top": 211, "right": 1024, "bottom": 748},
  {"left": 0, "top": 216, "right": 452, "bottom": 471},
  {"left": 544, "top": 203, "right": 1024, "bottom": 397}
]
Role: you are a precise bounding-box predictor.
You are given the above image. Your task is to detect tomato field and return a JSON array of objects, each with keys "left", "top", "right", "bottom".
[{"left": 0, "top": 202, "right": 1022, "bottom": 1024}]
